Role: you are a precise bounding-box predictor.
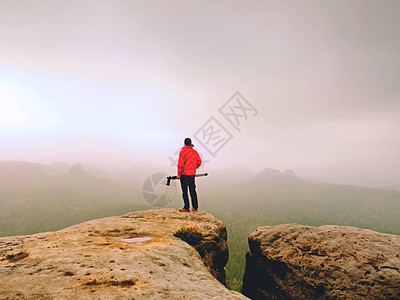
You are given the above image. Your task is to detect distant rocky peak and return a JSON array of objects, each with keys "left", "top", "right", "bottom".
[
  {"left": 261, "top": 167, "right": 283, "bottom": 177},
  {"left": 252, "top": 167, "right": 301, "bottom": 184},
  {"left": 66, "top": 163, "right": 93, "bottom": 179},
  {"left": 69, "top": 163, "right": 84, "bottom": 174},
  {"left": 283, "top": 169, "right": 297, "bottom": 178}
]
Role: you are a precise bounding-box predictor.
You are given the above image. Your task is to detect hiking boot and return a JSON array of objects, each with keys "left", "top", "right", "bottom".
[{"left": 179, "top": 208, "right": 190, "bottom": 212}]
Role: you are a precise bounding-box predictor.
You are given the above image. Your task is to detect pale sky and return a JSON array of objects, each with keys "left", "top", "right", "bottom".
[{"left": 0, "top": 0, "right": 399, "bottom": 184}]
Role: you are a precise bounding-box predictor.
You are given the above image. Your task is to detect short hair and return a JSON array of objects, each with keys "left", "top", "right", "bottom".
[{"left": 184, "top": 138, "right": 192, "bottom": 146}]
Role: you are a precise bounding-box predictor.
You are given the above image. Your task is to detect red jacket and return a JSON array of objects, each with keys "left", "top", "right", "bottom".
[{"left": 177, "top": 146, "right": 202, "bottom": 176}]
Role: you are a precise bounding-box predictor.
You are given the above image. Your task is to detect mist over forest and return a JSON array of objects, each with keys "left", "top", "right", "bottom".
[{"left": 1, "top": 160, "right": 400, "bottom": 290}]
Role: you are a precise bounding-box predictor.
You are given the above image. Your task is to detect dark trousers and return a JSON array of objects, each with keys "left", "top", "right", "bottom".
[{"left": 180, "top": 175, "right": 198, "bottom": 210}]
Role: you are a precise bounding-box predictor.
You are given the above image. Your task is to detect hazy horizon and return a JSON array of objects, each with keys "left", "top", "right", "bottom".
[{"left": 1, "top": 0, "right": 399, "bottom": 186}]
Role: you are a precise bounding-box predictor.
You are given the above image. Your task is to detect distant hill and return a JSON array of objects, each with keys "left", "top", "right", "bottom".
[
  {"left": 204, "top": 166, "right": 400, "bottom": 236},
  {"left": 0, "top": 161, "right": 148, "bottom": 237},
  {"left": 61, "top": 163, "right": 104, "bottom": 189},
  {"left": 42, "top": 161, "right": 108, "bottom": 178},
  {"left": 42, "top": 161, "right": 70, "bottom": 176},
  {"left": 0, "top": 161, "right": 44, "bottom": 183},
  {"left": 251, "top": 167, "right": 303, "bottom": 184},
  {"left": 64, "top": 163, "right": 94, "bottom": 179}
]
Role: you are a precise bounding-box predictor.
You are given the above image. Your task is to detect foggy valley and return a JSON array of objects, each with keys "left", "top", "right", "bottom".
[
  {"left": 1, "top": 0, "right": 399, "bottom": 297},
  {"left": 1, "top": 159, "right": 400, "bottom": 291}
]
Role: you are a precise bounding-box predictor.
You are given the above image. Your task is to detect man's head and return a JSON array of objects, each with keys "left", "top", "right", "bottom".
[{"left": 184, "top": 138, "right": 193, "bottom": 146}]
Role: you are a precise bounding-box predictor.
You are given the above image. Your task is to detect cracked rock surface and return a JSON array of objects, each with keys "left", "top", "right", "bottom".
[
  {"left": 0, "top": 209, "right": 247, "bottom": 299},
  {"left": 242, "top": 223, "right": 400, "bottom": 300}
]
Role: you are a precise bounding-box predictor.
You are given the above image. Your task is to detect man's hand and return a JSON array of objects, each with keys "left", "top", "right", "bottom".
[{"left": 177, "top": 175, "right": 180, "bottom": 180}]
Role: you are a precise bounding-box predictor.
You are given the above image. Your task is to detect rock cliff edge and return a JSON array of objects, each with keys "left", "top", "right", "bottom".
[
  {"left": 0, "top": 209, "right": 247, "bottom": 299},
  {"left": 242, "top": 224, "right": 400, "bottom": 300}
]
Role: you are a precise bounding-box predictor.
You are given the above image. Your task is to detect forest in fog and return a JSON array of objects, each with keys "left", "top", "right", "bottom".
[{"left": 1, "top": 160, "right": 400, "bottom": 291}]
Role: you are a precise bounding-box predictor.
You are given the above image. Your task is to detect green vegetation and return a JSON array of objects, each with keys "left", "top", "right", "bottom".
[
  {"left": 174, "top": 226, "right": 205, "bottom": 257},
  {"left": 201, "top": 181, "right": 400, "bottom": 291},
  {"left": 0, "top": 179, "right": 151, "bottom": 237},
  {"left": 174, "top": 226, "right": 203, "bottom": 246},
  {"left": 1, "top": 173, "right": 400, "bottom": 293}
]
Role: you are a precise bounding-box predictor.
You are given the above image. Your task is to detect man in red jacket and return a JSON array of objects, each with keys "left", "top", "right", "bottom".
[{"left": 177, "top": 138, "right": 202, "bottom": 212}]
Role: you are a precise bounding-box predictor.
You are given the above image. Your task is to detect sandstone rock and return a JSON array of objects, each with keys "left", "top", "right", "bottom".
[
  {"left": 0, "top": 209, "right": 247, "bottom": 299},
  {"left": 242, "top": 224, "right": 400, "bottom": 300}
]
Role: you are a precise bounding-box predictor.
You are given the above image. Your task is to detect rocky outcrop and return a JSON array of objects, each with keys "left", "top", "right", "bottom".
[
  {"left": 242, "top": 224, "right": 400, "bottom": 300},
  {"left": 0, "top": 209, "right": 247, "bottom": 299},
  {"left": 251, "top": 168, "right": 303, "bottom": 185}
]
